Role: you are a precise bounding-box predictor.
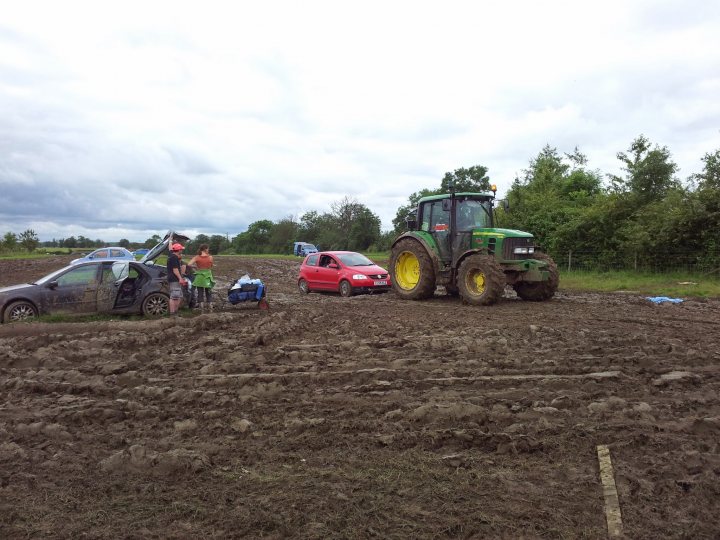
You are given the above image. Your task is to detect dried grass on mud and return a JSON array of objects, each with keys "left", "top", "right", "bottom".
[{"left": 1, "top": 255, "right": 720, "bottom": 538}]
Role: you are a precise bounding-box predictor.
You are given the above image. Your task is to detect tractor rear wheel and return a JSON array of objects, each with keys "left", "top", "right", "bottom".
[
  {"left": 390, "top": 238, "right": 436, "bottom": 300},
  {"left": 513, "top": 253, "right": 559, "bottom": 301},
  {"left": 457, "top": 254, "right": 505, "bottom": 306}
]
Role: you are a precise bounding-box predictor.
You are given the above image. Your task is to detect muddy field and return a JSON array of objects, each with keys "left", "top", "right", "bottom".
[{"left": 1, "top": 255, "right": 719, "bottom": 539}]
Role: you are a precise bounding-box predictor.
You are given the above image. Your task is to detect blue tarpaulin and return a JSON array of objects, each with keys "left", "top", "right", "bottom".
[{"left": 646, "top": 296, "right": 683, "bottom": 304}]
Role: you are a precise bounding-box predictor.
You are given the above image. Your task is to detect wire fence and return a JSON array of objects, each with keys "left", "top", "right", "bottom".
[{"left": 551, "top": 249, "right": 720, "bottom": 276}]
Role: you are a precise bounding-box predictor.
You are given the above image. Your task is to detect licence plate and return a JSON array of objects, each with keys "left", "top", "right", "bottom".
[{"left": 374, "top": 280, "right": 387, "bottom": 286}]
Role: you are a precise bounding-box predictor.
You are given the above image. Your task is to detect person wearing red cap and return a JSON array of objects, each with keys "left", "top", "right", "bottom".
[{"left": 167, "top": 242, "right": 187, "bottom": 316}]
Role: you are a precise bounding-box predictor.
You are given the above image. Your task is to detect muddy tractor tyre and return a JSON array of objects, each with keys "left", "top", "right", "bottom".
[
  {"left": 3, "top": 300, "right": 38, "bottom": 323},
  {"left": 390, "top": 238, "right": 436, "bottom": 300},
  {"left": 142, "top": 293, "right": 169, "bottom": 316},
  {"left": 513, "top": 253, "right": 559, "bottom": 301},
  {"left": 457, "top": 254, "right": 505, "bottom": 306}
]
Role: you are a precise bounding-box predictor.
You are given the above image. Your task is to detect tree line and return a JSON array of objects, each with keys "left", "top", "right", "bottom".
[
  {"left": 2, "top": 134, "right": 719, "bottom": 267},
  {"left": 500, "top": 136, "right": 720, "bottom": 271}
]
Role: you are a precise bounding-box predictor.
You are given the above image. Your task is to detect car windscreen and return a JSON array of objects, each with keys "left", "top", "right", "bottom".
[{"left": 337, "top": 253, "right": 374, "bottom": 267}]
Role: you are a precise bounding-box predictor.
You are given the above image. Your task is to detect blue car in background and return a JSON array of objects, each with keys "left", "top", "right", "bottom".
[
  {"left": 70, "top": 247, "right": 136, "bottom": 265},
  {"left": 293, "top": 242, "right": 318, "bottom": 257}
]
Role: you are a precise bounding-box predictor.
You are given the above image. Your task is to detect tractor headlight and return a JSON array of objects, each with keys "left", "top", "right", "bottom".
[
  {"left": 513, "top": 247, "right": 535, "bottom": 254},
  {"left": 352, "top": 274, "right": 368, "bottom": 280}
]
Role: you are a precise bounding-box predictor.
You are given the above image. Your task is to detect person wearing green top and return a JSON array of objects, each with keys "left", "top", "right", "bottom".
[{"left": 188, "top": 244, "right": 215, "bottom": 312}]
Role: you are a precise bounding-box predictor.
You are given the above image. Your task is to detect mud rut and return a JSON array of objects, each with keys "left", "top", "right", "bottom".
[{"left": 1, "top": 256, "right": 719, "bottom": 539}]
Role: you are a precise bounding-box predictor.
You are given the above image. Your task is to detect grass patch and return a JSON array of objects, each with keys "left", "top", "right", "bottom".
[{"left": 560, "top": 270, "right": 720, "bottom": 298}]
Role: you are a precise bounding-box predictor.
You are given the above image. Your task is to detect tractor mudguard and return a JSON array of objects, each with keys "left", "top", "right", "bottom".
[{"left": 391, "top": 232, "right": 442, "bottom": 270}]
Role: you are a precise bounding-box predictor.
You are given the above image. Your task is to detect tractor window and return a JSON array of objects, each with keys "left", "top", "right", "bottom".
[
  {"left": 457, "top": 199, "right": 491, "bottom": 230},
  {"left": 420, "top": 201, "right": 450, "bottom": 233},
  {"left": 420, "top": 203, "right": 431, "bottom": 232}
]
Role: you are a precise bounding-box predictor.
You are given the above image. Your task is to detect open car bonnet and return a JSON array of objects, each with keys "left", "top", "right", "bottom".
[{"left": 139, "top": 231, "right": 190, "bottom": 264}]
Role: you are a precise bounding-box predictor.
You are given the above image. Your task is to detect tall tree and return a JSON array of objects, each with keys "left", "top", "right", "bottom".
[
  {"left": 19, "top": 229, "right": 39, "bottom": 252},
  {"left": 2, "top": 232, "right": 18, "bottom": 252},
  {"left": 144, "top": 234, "right": 161, "bottom": 248},
  {"left": 269, "top": 216, "right": 298, "bottom": 254},
  {"left": 441, "top": 165, "right": 492, "bottom": 192},
  {"left": 332, "top": 196, "right": 363, "bottom": 250},
  {"left": 208, "top": 234, "right": 229, "bottom": 254},
  {"left": 691, "top": 149, "right": 720, "bottom": 189},
  {"left": 348, "top": 206, "right": 381, "bottom": 251},
  {"left": 609, "top": 134, "right": 679, "bottom": 203},
  {"left": 232, "top": 220, "right": 274, "bottom": 254},
  {"left": 504, "top": 146, "right": 604, "bottom": 253}
]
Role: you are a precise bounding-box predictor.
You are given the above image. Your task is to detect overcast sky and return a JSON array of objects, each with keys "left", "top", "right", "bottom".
[{"left": 1, "top": 1, "right": 719, "bottom": 242}]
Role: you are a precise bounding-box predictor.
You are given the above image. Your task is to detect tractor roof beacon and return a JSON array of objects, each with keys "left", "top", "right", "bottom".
[{"left": 389, "top": 182, "right": 559, "bottom": 305}]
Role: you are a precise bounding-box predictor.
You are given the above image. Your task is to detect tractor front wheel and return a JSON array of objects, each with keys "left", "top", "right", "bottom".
[
  {"left": 513, "top": 253, "right": 559, "bottom": 301},
  {"left": 389, "top": 238, "right": 436, "bottom": 300},
  {"left": 457, "top": 254, "right": 505, "bottom": 306}
]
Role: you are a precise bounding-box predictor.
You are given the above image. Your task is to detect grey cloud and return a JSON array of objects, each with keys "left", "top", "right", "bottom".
[{"left": 164, "top": 147, "right": 220, "bottom": 175}]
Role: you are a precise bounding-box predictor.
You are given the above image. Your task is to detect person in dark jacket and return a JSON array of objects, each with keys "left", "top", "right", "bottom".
[{"left": 167, "top": 242, "right": 187, "bottom": 316}]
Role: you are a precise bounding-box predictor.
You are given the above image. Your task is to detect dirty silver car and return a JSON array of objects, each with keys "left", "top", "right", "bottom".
[{"left": 0, "top": 231, "right": 189, "bottom": 323}]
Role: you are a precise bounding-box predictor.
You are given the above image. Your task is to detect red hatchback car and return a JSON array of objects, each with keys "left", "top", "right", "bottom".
[{"left": 298, "top": 251, "right": 391, "bottom": 297}]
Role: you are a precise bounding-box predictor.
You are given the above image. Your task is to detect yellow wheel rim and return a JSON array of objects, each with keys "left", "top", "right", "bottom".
[
  {"left": 395, "top": 251, "right": 420, "bottom": 290},
  {"left": 465, "top": 269, "right": 486, "bottom": 295}
]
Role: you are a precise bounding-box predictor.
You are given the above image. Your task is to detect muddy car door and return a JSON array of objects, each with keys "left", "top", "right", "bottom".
[
  {"left": 41, "top": 263, "right": 101, "bottom": 315},
  {"left": 96, "top": 261, "right": 130, "bottom": 312}
]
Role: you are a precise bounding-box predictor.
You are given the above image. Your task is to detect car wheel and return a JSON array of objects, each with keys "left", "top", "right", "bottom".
[
  {"left": 339, "top": 280, "right": 353, "bottom": 297},
  {"left": 142, "top": 293, "right": 169, "bottom": 316},
  {"left": 3, "top": 300, "right": 38, "bottom": 323},
  {"left": 298, "top": 279, "right": 310, "bottom": 294}
]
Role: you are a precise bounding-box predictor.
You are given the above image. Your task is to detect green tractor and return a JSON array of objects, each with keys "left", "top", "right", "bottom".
[{"left": 389, "top": 184, "right": 559, "bottom": 305}]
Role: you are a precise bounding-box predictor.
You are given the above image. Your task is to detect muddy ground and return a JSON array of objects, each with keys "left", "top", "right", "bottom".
[{"left": 1, "top": 255, "right": 719, "bottom": 539}]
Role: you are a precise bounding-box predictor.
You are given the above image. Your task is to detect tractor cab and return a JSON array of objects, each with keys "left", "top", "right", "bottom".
[{"left": 414, "top": 192, "right": 495, "bottom": 267}]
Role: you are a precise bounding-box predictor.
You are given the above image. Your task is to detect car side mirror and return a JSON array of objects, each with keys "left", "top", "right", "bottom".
[
  {"left": 328, "top": 263, "right": 339, "bottom": 269},
  {"left": 47, "top": 280, "right": 59, "bottom": 289}
]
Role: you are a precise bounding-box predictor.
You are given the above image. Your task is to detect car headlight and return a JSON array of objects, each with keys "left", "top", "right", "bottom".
[
  {"left": 352, "top": 274, "right": 368, "bottom": 280},
  {"left": 513, "top": 247, "right": 535, "bottom": 254}
]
